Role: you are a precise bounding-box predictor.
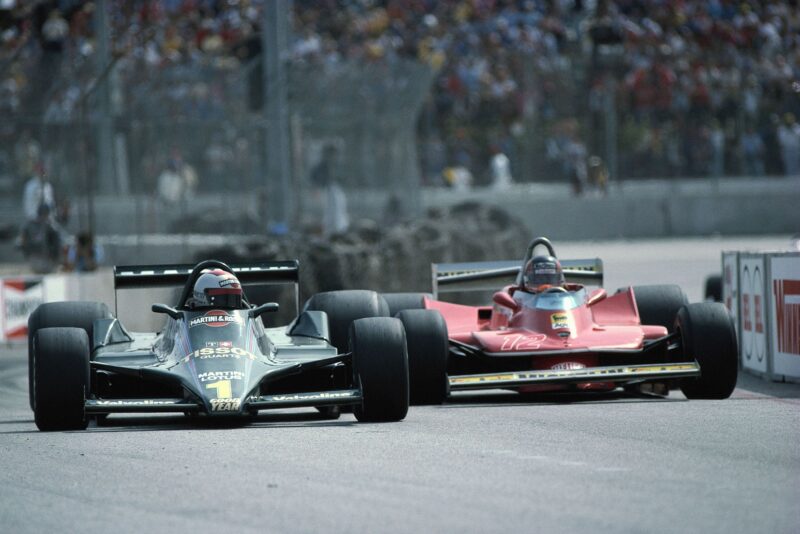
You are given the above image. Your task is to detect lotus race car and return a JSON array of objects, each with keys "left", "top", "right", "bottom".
[
  {"left": 29, "top": 260, "right": 410, "bottom": 431},
  {"left": 384, "top": 237, "right": 738, "bottom": 403}
]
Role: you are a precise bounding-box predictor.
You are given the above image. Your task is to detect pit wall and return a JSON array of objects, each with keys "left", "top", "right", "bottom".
[{"left": 723, "top": 251, "right": 800, "bottom": 382}]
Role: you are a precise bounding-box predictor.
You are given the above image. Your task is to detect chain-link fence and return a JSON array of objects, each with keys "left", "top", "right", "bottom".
[{"left": 2, "top": 48, "right": 435, "bottom": 236}]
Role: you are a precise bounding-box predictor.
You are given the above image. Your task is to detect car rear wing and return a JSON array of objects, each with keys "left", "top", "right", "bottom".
[
  {"left": 432, "top": 258, "right": 603, "bottom": 298},
  {"left": 113, "top": 261, "right": 300, "bottom": 314}
]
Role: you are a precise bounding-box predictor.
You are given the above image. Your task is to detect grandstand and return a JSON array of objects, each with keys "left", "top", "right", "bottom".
[{"left": 1, "top": 1, "right": 798, "bottom": 220}]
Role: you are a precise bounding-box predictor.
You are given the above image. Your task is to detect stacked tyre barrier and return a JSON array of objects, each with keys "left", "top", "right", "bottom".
[{"left": 195, "top": 202, "right": 528, "bottom": 298}]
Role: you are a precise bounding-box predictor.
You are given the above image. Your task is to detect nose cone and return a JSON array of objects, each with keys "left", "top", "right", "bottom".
[
  {"left": 181, "top": 309, "right": 259, "bottom": 415},
  {"left": 178, "top": 345, "right": 259, "bottom": 416},
  {"left": 196, "top": 369, "right": 249, "bottom": 415}
]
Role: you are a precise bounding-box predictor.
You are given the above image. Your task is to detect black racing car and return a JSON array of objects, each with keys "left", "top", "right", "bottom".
[{"left": 29, "top": 259, "right": 409, "bottom": 431}]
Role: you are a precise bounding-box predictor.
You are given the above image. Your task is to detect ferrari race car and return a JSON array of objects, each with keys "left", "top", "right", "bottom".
[
  {"left": 384, "top": 237, "right": 738, "bottom": 403},
  {"left": 28, "top": 260, "right": 410, "bottom": 431}
]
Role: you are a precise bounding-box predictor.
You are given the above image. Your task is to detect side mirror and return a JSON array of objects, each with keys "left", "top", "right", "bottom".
[
  {"left": 492, "top": 291, "right": 520, "bottom": 312},
  {"left": 586, "top": 288, "right": 607, "bottom": 306},
  {"left": 152, "top": 303, "right": 181, "bottom": 319},
  {"left": 249, "top": 302, "right": 280, "bottom": 319}
]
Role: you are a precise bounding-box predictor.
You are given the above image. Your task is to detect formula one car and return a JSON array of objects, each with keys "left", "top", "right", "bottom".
[
  {"left": 28, "top": 260, "right": 409, "bottom": 431},
  {"left": 383, "top": 237, "right": 738, "bottom": 403}
]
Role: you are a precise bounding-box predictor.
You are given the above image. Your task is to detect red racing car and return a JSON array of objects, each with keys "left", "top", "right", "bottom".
[{"left": 385, "top": 237, "right": 738, "bottom": 404}]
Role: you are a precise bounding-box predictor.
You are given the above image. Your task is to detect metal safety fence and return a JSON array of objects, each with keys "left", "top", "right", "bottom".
[{"left": 2, "top": 54, "right": 434, "bottom": 236}]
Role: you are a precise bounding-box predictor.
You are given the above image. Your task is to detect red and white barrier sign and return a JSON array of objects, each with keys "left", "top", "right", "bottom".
[
  {"left": 739, "top": 254, "right": 768, "bottom": 374},
  {"left": 722, "top": 252, "right": 739, "bottom": 339},
  {"left": 0, "top": 278, "right": 44, "bottom": 341},
  {"left": 768, "top": 254, "right": 800, "bottom": 379}
]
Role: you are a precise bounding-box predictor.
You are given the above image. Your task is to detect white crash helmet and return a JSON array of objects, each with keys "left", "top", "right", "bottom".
[{"left": 187, "top": 269, "right": 243, "bottom": 309}]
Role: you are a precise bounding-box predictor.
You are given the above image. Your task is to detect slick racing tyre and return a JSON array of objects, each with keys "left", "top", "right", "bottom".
[
  {"left": 33, "top": 327, "right": 91, "bottom": 431},
  {"left": 380, "top": 292, "right": 431, "bottom": 317},
  {"left": 396, "top": 309, "right": 449, "bottom": 405},
  {"left": 349, "top": 317, "right": 409, "bottom": 422},
  {"left": 304, "top": 290, "right": 389, "bottom": 353},
  {"left": 631, "top": 285, "right": 688, "bottom": 333},
  {"left": 28, "top": 301, "right": 111, "bottom": 410},
  {"left": 676, "top": 303, "right": 738, "bottom": 399}
]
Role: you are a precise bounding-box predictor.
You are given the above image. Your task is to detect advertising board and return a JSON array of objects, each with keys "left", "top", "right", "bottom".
[
  {"left": 0, "top": 278, "right": 44, "bottom": 342},
  {"left": 768, "top": 253, "right": 800, "bottom": 380},
  {"left": 738, "top": 254, "right": 769, "bottom": 375},
  {"left": 722, "top": 252, "right": 738, "bottom": 339}
]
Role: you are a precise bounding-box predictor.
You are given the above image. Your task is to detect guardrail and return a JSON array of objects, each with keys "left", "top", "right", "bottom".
[{"left": 723, "top": 251, "right": 800, "bottom": 382}]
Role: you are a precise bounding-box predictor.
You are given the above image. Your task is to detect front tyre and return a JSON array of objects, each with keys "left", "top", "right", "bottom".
[
  {"left": 676, "top": 303, "right": 738, "bottom": 399},
  {"left": 34, "top": 327, "right": 90, "bottom": 431},
  {"left": 396, "top": 309, "right": 449, "bottom": 405},
  {"left": 28, "top": 301, "right": 111, "bottom": 410},
  {"left": 350, "top": 317, "right": 409, "bottom": 422}
]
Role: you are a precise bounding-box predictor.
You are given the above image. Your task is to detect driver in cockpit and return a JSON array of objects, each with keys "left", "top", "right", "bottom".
[
  {"left": 186, "top": 269, "right": 245, "bottom": 309},
  {"left": 522, "top": 255, "right": 566, "bottom": 293},
  {"left": 512, "top": 254, "right": 567, "bottom": 308}
]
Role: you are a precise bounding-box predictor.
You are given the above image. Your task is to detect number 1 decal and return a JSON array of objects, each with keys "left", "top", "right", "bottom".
[{"left": 205, "top": 379, "right": 232, "bottom": 399}]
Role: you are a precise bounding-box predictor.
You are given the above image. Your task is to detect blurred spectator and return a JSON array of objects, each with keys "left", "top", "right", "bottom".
[
  {"left": 41, "top": 9, "right": 68, "bottom": 53},
  {"left": 777, "top": 114, "right": 800, "bottom": 176},
  {"left": 709, "top": 120, "right": 725, "bottom": 178},
  {"left": 19, "top": 204, "right": 61, "bottom": 274},
  {"left": 22, "top": 162, "right": 55, "bottom": 222},
  {"left": 64, "top": 231, "right": 103, "bottom": 272},
  {"left": 565, "top": 133, "right": 588, "bottom": 195},
  {"left": 157, "top": 159, "right": 185, "bottom": 205},
  {"left": 489, "top": 144, "right": 513, "bottom": 190},
  {"left": 310, "top": 145, "right": 349, "bottom": 236},
  {"left": 442, "top": 166, "right": 473, "bottom": 191},
  {"left": 587, "top": 156, "right": 608, "bottom": 195},
  {"left": 156, "top": 153, "right": 197, "bottom": 205},
  {"left": 740, "top": 126, "right": 765, "bottom": 177}
]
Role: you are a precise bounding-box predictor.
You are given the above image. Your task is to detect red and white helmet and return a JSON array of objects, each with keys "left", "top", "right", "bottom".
[{"left": 187, "top": 269, "right": 243, "bottom": 309}]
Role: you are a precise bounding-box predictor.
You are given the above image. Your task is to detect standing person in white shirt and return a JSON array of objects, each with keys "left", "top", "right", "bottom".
[
  {"left": 489, "top": 144, "right": 513, "bottom": 190},
  {"left": 22, "top": 162, "right": 55, "bottom": 222}
]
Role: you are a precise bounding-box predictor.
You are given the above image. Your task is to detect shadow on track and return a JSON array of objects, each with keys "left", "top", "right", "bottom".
[
  {"left": 0, "top": 410, "right": 357, "bottom": 434},
  {"left": 439, "top": 388, "right": 684, "bottom": 409}
]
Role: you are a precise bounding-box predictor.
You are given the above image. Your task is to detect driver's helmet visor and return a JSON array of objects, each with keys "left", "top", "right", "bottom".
[
  {"left": 206, "top": 288, "right": 243, "bottom": 309},
  {"left": 528, "top": 262, "right": 562, "bottom": 287}
]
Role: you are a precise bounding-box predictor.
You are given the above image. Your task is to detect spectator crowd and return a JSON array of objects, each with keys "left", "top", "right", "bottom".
[{"left": 1, "top": 0, "right": 799, "bottom": 192}]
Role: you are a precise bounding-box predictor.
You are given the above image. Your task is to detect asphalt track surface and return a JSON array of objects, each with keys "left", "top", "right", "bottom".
[{"left": 1, "top": 236, "right": 798, "bottom": 533}]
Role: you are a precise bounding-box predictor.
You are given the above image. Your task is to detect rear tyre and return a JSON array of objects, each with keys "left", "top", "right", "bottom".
[
  {"left": 350, "top": 317, "right": 409, "bottom": 422},
  {"left": 631, "top": 285, "right": 688, "bottom": 333},
  {"left": 396, "top": 309, "right": 449, "bottom": 405},
  {"left": 704, "top": 275, "right": 722, "bottom": 302},
  {"left": 381, "top": 292, "right": 430, "bottom": 317},
  {"left": 33, "top": 327, "right": 90, "bottom": 431},
  {"left": 676, "top": 303, "right": 738, "bottom": 399},
  {"left": 304, "top": 290, "right": 388, "bottom": 353},
  {"left": 28, "top": 301, "right": 111, "bottom": 410}
]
